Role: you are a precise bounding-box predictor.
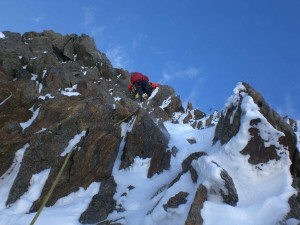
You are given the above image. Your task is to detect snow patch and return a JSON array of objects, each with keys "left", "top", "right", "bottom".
[
  {"left": 148, "top": 87, "right": 159, "bottom": 101},
  {"left": 0, "top": 32, "right": 5, "bottom": 39},
  {"left": 10, "top": 169, "right": 50, "bottom": 214},
  {"left": 39, "top": 93, "right": 55, "bottom": 100},
  {"left": 160, "top": 96, "right": 172, "bottom": 110},
  {"left": 0, "top": 144, "right": 30, "bottom": 209},
  {"left": 60, "top": 85, "right": 80, "bottom": 96},
  {"left": 60, "top": 131, "right": 86, "bottom": 156},
  {"left": 114, "top": 97, "right": 121, "bottom": 102},
  {"left": 20, "top": 106, "right": 41, "bottom": 131}
]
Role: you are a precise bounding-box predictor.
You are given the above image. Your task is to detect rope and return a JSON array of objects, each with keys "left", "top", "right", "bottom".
[
  {"left": 114, "top": 108, "right": 140, "bottom": 127},
  {"left": 0, "top": 92, "right": 12, "bottom": 106},
  {"left": 30, "top": 144, "right": 78, "bottom": 225}
]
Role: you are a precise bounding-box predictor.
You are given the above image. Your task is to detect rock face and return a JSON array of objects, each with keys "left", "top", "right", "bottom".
[
  {"left": 1, "top": 32, "right": 299, "bottom": 225},
  {"left": 213, "top": 82, "right": 300, "bottom": 222},
  {"left": 0, "top": 31, "right": 182, "bottom": 223},
  {"left": 213, "top": 82, "right": 299, "bottom": 177}
]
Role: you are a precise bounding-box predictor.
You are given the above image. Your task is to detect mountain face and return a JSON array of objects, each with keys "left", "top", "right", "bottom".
[{"left": 0, "top": 31, "right": 299, "bottom": 225}]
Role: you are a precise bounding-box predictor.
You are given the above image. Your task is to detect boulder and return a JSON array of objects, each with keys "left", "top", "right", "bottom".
[{"left": 120, "top": 109, "right": 171, "bottom": 178}]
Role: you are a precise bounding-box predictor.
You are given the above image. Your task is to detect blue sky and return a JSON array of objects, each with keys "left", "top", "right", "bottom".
[{"left": 1, "top": 0, "right": 300, "bottom": 119}]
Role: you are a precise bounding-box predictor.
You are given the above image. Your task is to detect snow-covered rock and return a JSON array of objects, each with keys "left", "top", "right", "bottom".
[{"left": 0, "top": 31, "right": 299, "bottom": 225}]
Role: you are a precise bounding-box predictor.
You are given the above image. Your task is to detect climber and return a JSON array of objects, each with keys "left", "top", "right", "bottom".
[{"left": 127, "top": 72, "right": 160, "bottom": 102}]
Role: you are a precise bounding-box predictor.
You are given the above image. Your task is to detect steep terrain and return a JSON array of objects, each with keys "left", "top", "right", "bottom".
[{"left": 0, "top": 31, "right": 299, "bottom": 225}]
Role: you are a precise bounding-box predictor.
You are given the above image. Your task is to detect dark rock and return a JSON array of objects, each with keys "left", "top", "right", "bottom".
[
  {"left": 186, "top": 102, "right": 193, "bottom": 111},
  {"left": 213, "top": 102, "right": 241, "bottom": 145},
  {"left": 147, "top": 85, "right": 184, "bottom": 120},
  {"left": 286, "top": 177, "right": 300, "bottom": 221},
  {"left": 240, "top": 125, "right": 280, "bottom": 164},
  {"left": 185, "top": 185, "right": 207, "bottom": 225},
  {"left": 194, "top": 109, "right": 206, "bottom": 120},
  {"left": 183, "top": 113, "right": 193, "bottom": 124},
  {"left": 80, "top": 176, "right": 117, "bottom": 224},
  {"left": 15, "top": 68, "right": 32, "bottom": 80},
  {"left": 187, "top": 138, "right": 197, "bottom": 144},
  {"left": 120, "top": 109, "right": 170, "bottom": 178},
  {"left": 148, "top": 147, "right": 171, "bottom": 178},
  {"left": 74, "top": 34, "right": 101, "bottom": 67},
  {"left": 219, "top": 170, "right": 239, "bottom": 206},
  {"left": 171, "top": 146, "right": 179, "bottom": 157},
  {"left": 163, "top": 192, "right": 189, "bottom": 211},
  {"left": 287, "top": 118, "right": 298, "bottom": 132},
  {"left": 182, "top": 152, "right": 208, "bottom": 172},
  {"left": 189, "top": 167, "right": 198, "bottom": 183},
  {"left": 168, "top": 152, "right": 207, "bottom": 189},
  {"left": 97, "top": 220, "right": 124, "bottom": 225}
]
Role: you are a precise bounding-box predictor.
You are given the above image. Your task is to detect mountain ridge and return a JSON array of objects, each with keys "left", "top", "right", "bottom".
[{"left": 0, "top": 30, "right": 299, "bottom": 225}]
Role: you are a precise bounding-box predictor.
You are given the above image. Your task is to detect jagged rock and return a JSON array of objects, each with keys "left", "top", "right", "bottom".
[
  {"left": 240, "top": 118, "right": 280, "bottom": 164},
  {"left": 0, "top": 70, "right": 38, "bottom": 177},
  {"left": 182, "top": 152, "right": 208, "bottom": 172},
  {"left": 185, "top": 184, "right": 207, "bottom": 225},
  {"left": 183, "top": 113, "right": 193, "bottom": 124},
  {"left": 120, "top": 109, "right": 171, "bottom": 178},
  {"left": 147, "top": 85, "right": 184, "bottom": 120},
  {"left": 286, "top": 178, "right": 300, "bottom": 221},
  {"left": 201, "top": 160, "right": 239, "bottom": 207},
  {"left": 219, "top": 169, "right": 239, "bottom": 206},
  {"left": 163, "top": 192, "right": 189, "bottom": 211},
  {"left": 168, "top": 152, "right": 208, "bottom": 189},
  {"left": 80, "top": 176, "right": 117, "bottom": 224},
  {"left": 194, "top": 109, "right": 206, "bottom": 120},
  {"left": 213, "top": 82, "right": 300, "bottom": 178},
  {"left": 187, "top": 138, "right": 197, "bottom": 144},
  {"left": 287, "top": 118, "right": 298, "bottom": 132},
  {"left": 183, "top": 102, "right": 206, "bottom": 125}
]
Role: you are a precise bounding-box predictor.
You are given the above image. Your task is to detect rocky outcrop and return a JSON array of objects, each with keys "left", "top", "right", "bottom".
[
  {"left": 185, "top": 185, "right": 207, "bottom": 225},
  {"left": 0, "top": 30, "right": 184, "bottom": 223},
  {"left": 120, "top": 109, "right": 171, "bottom": 178},
  {"left": 213, "top": 82, "right": 300, "bottom": 222},
  {"left": 1, "top": 31, "right": 299, "bottom": 225},
  {"left": 213, "top": 82, "right": 299, "bottom": 177}
]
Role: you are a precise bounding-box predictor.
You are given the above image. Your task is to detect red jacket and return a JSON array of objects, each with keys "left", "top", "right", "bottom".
[
  {"left": 128, "top": 82, "right": 160, "bottom": 90},
  {"left": 130, "top": 72, "right": 149, "bottom": 85}
]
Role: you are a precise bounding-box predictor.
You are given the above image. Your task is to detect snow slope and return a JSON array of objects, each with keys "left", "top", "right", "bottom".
[{"left": 0, "top": 85, "right": 298, "bottom": 225}]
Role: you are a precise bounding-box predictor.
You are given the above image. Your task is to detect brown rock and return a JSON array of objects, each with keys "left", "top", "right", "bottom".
[{"left": 185, "top": 185, "right": 207, "bottom": 225}]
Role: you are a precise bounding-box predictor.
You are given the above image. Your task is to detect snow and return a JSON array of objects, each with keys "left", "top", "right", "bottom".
[
  {"left": 0, "top": 82, "right": 297, "bottom": 225},
  {"left": 60, "top": 131, "right": 86, "bottom": 156},
  {"left": 0, "top": 32, "right": 5, "bottom": 39},
  {"left": 0, "top": 144, "right": 30, "bottom": 209},
  {"left": 42, "top": 69, "right": 47, "bottom": 79},
  {"left": 20, "top": 106, "right": 41, "bottom": 131},
  {"left": 148, "top": 87, "right": 159, "bottom": 101},
  {"left": 10, "top": 169, "right": 50, "bottom": 214},
  {"left": 0, "top": 181, "right": 100, "bottom": 225},
  {"left": 31, "top": 73, "right": 38, "bottom": 81},
  {"left": 114, "top": 97, "right": 121, "bottom": 101},
  {"left": 60, "top": 85, "right": 80, "bottom": 96},
  {"left": 39, "top": 94, "right": 55, "bottom": 100},
  {"left": 160, "top": 96, "right": 172, "bottom": 110}
]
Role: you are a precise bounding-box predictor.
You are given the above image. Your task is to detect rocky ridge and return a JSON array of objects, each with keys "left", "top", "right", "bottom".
[{"left": 0, "top": 31, "right": 299, "bottom": 224}]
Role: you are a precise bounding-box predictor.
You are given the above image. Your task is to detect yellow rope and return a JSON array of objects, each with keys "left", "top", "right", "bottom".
[{"left": 30, "top": 144, "right": 78, "bottom": 225}]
